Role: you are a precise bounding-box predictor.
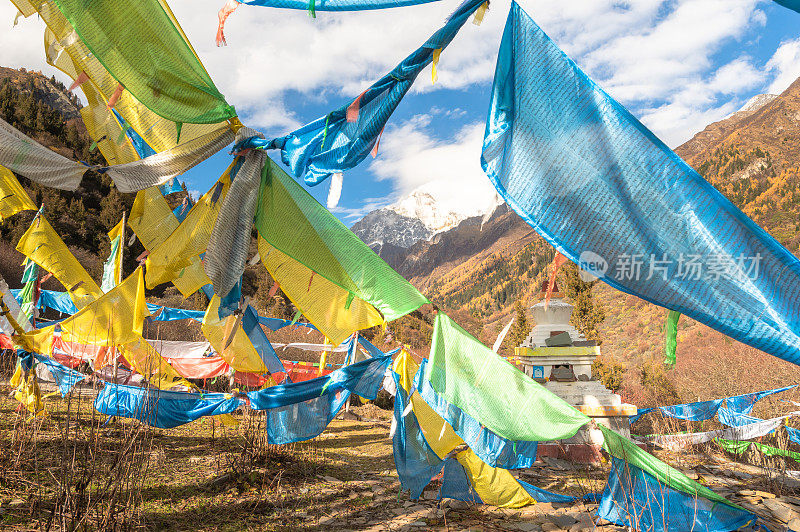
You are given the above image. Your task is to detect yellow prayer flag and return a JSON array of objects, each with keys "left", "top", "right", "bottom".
[
  {"left": 392, "top": 350, "right": 535, "bottom": 509},
  {"left": 202, "top": 295, "right": 267, "bottom": 373},
  {"left": 57, "top": 267, "right": 150, "bottom": 347},
  {"left": 128, "top": 187, "right": 210, "bottom": 297},
  {"left": 145, "top": 165, "right": 234, "bottom": 293},
  {"left": 0, "top": 166, "right": 36, "bottom": 221},
  {"left": 456, "top": 450, "right": 536, "bottom": 508},
  {"left": 119, "top": 337, "right": 191, "bottom": 390},
  {"left": 258, "top": 237, "right": 383, "bottom": 346},
  {"left": 16, "top": 215, "right": 103, "bottom": 309}
]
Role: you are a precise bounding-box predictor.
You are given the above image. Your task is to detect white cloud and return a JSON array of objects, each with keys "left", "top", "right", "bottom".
[
  {"left": 369, "top": 115, "right": 497, "bottom": 217},
  {"left": 766, "top": 37, "right": 800, "bottom": 94},
  {"left": 2, "top": 0, "right": 800, "bottom": 209},
  {"left": 0, "top": 7, "right": 64, "bottom": 81}
]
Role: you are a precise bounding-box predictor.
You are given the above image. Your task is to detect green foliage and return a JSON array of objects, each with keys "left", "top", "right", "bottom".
[
  {"left": 561, "top": 262, "right": 605, "bottom": 342},
  {"left": 591, "top": 356, "right": 624, "bottom": 393},
  {"left": 508, "top": 300, "right": 530, "bottom": 349}
]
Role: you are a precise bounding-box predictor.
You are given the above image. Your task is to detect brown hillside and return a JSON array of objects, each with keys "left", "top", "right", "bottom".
[{"left": 392, "top": 79, "right": 800, "bottom": 410}]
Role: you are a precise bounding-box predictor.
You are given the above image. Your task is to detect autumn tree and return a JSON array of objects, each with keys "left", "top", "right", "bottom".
[
  {"left": 561, "top": 262, "right": 606, "bottom": 342},
  {"left": 508, "top": 299, "right": 531, "bottom": 348}
]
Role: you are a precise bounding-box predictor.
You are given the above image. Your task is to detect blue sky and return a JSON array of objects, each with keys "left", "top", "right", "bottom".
[{"left": 3, "top": 0, "right": 800, "bottom": 225}]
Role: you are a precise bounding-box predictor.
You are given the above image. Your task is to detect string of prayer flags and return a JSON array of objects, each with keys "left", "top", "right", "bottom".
[{"left": 247, "top": 0, "right": 488, "bottom": 186}]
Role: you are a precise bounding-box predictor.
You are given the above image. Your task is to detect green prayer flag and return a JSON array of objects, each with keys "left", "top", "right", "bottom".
[
  {"left": 50, "top": 0, "right": 235, "bottom": 124},
  {"left": 19, "top": 260, "right": 38, "bottom": 320},
  {"left": 664, "top": 310, "right": 680, "bottom": 366},
  {"left": 716, "top": 438, "right": 800, "bottom": 463},
  {"left": 600, "top": 425, "right": 741, "bottom": 509},
  {"left": 426, "top": 312, "right": 590, "bottom": 442},
  {"left": 255, "top": 158, "right": 428, "bottom": 321},
  {"left": 101, "top": 235, "right": 122, "bottom": 293}
]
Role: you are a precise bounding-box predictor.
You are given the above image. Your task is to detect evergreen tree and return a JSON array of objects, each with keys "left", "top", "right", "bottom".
[
  {"left": 508, "top": 299, "right": 531, "bottom": 348},
  {"left": 561, "top": 262, "right": 606, "bottom": 342}
]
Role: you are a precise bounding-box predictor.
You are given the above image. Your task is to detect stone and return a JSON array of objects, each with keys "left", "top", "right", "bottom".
[
  {"left": 540, "top": 523, "right": 563, "bottom": 532},
  {"left": 409, "top": 521, "right": 426, "bottom": 527},
  {"left": 542, "top": 457, "right": 572, "bottom": 471},
  {"left": 322, "top": 476, "right": 342, "bottom": 483},
  {"left": 782, "top": 495, "right": 800, "bottom": 508},
  {"left": 788, "top": 517, "right": 800, "bottom": 531},
  {"left": 729, "top": 470, "right": 753, "bottom": 480},
  {"left": 341, "top": 411, "right": 362, "bottom": 421},
  {"left": 680, "top": 470, "right": 699, "bottom": 480},
  {"left": 763, "top": 498, "right": 799, "bottom": 523},
  {"left": 753, "top": 490, "right": 777, "bottom": 499},
  {"left": 441, "top": 498, "right": 470, "bottom": 510},
  {"left": 550, "top": 514, "right": 578, "bottom": 528},
  {"left": 510, "top": 523, "right": 541, "bottom": 531}
]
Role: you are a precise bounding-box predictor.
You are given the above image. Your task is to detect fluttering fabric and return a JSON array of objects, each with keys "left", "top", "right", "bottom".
[
  {"left": 237, "top": 0, "right": 440, "bottom": 10},
  {"left": 115, "top": 110, "right": 157, "bottom": 159},
  {"left": 33, "top": 352, "right": 86, "bottom": 396},
  {"left": 392, "top": 351, "right": 554, "bottom": 508},
  {"left": 641, "top": 414, "right": 788, "bottom": 451},
  {"left": 34, "top": 267, "right": 149, "bottom": 348},
  {"left": 787, "top": 425, "right": 800, "bottom": 446},
  {"left": 392, "top": 357, "right": 445, "bottom": 499},
  {"left": 597, "top": 457, "right": 755, "bottom": 532},
  {"left": 246, "top": 355, "right": 390, "bottom": 444},
  {"left": 717, "top": 438, "right": 800, "bottom": 463},
  {"left": 148, "top": 305, "right": 205, "bottom": 323},
  {"left": 19, "top": 259, "right": 38, "bottom": 321},
  {"left": 725, "top": 384, "right": 796, "bottom": 414},
  {"left": 629, "top": 386, "right": 796, "bottom": 423},
  {"left": 197, "top": 285, "right": 286, "bottom": 376},
  {"left": 0, "top": 110, "right": 227, "bottom": 194},
  {"left": 202, "top": 295, "right": 272, "bottom": 374},
  {"left": 205, "top": 128, "right": 265, "bottom": 297},
  {"left": 145, "top": 167, "right": 234, "bottom": 294},
  {"left": 254, "top": 157, "right": 427, "bottom": 343},
  {"left": 128, "top": 187, "right": 207, "bottom": 297},
  {"left": 415, "top": 359, "right": 537, "bottom": 469},
  {"left": 774, "top": 1, "right": 800, "bottom": 13},
  {"left": 101, "top": 220, "right": 124, "bottom": 292},
  {"left": 0, "top": 116, "right": 86, "bottom": 190},
  {"left": 0, "top": 166, "right": 37, "bottom": 220},
  {"left": 12, "top": 289, "right": 206, "bottom": 322},
  {"left": 438, "top": 458, "right": 593, "bottom": 505},
  {"left": 664, "top": 310, "right": 679, "bottom": 366},
  {"left": 16, "top": 215, "right": 104, "bottom": 309},
  {"left": 599, "top": 425, "right": 740, "bottom": 508},
  {"left": 94, "top": 383, "right": 242, "bottom": 428},
  {"left": 159, "top": 178, "right": 183, "bottom": 195},
  {"left": 483, "top": 2, "right": 800, "bottom": 365},
  {"left": 118, "top": 337, "right": 192, "bottom": 390},
  {"left": 100, "top": 126, "right": 235, "bottom": 193},
  {"left": 25, "top": 0, "right": 228, "bottom": 155},
  {"left": 260, "top": 0, "right": 487, "bottom": 185},
  {"left": 247, "top": 354, "right": 391, "bottom": 409},
  {"left": 426, "top": 312, "right": 589, "bottom": 442},
  {"left": 43, "top": 23, "right": 141, "bottom": 166},
  {"left": 48, "top": 0, "right": 235, "bottom": 124},
  {"left": 0, "top": 279, "right": 33, "bottom": 334}
]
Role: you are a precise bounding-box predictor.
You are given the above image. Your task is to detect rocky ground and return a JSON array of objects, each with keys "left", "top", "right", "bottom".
[{"left": 1, "top": 390, "right": 800, "bottom": 531}]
